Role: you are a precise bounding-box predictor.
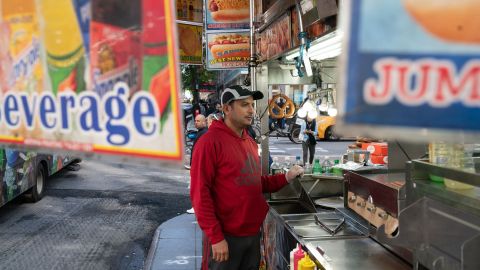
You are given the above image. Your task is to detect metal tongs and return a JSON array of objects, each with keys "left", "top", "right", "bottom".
[{"left": 314, "top": 214, "right": 345, "bottom": 236}]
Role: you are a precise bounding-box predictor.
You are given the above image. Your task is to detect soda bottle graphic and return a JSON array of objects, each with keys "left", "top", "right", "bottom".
[
  {"left": 40, "top": 0, "right": 86, "bottom": 94},
  {"left": 91, "top": 0, "right": 141, "bottom": 97},
  {"left": 1, "top": 0, "right": 43, "bottom": 93},
  {"left": 142, "top": 0, "right": 172, "bottom": 131}
]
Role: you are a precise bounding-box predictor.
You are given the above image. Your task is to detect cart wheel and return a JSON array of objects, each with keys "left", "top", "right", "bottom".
[
  {"left": 325, "top": 126, "right": 339, "bottom": 141},
  {"left": 27, "top": 163, "right": 46, "bottom": 202},
  {"left": 289, "top": 126, "right": 302, "bottom": 144}
]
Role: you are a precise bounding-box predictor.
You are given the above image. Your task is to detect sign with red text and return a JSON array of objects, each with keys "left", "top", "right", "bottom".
[
  {"left": 0, "top": 0, "right": 183, "bottom": 164},
  {"left": 340, "top": 0, "right": 480, "bottom": 133}
]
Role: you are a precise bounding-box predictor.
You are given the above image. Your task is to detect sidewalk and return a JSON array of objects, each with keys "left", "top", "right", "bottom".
[{"left": 145, "top": 214, "right": 202, "bottom": 270}]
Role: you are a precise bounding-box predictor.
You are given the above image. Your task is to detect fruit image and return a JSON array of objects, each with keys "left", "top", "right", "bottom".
[
  {"left": 150, "top": 67, "right": 171, "bottom": 117},
  {"left": 58, "top": 69, "right": 77, "bottom": 92},
  {"left": 403, "top": 0, "right": 480, "bottom": 44}
]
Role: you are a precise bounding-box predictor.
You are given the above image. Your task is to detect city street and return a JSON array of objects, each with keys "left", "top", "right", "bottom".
[
  {"left": 0, "top": 139, "right": 352, "bottom": 270},
  {"left": 269, "top": 137, "right": 353, "bottom": 160},
  {"left": 0, "top": 160, "right": 191, "bottom": 270}
]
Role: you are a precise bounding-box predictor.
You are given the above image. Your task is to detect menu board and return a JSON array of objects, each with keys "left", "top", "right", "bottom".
[
  {"left": 340, "top": 0, "right": 480, "bottom": 137},
  {"left": 178, "top": 23, "right": 203, "bottom": 64},
  {"left": 176, "top": 0, "right": 203, "bottom": 23},
  {"left": 255, "top": 33, "right": 263, "bottom": 61},
  {"left": 265, "top": 13, "right": 292, "bottom": 59},
  {"left": 307, "top": 21, "right": 325, "bottom": 40},
  {"left": 256, "top": 31, "right": 268, "bottom": 61},
  {"left": 205, "top": 0, "right": 250, "bottom": 30},
  {"left": 291, "top": 8, "right": 300, "bottom": 47},
  {"left": 206, "top": 31, "right": 250, "bottom": 69}
]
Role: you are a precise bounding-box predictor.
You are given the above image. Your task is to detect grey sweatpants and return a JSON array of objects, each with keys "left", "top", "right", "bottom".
[{"left": 203, "top": 233, "right": 261, "bottom": 270}]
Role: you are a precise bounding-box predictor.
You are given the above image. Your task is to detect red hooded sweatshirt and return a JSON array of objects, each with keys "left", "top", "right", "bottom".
[{"left": 190, "top": 120, "right": 288, "bottom": 244}]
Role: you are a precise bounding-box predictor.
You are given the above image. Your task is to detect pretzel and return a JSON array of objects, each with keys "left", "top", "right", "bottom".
[{"left": 268, "top": 94, "right": 295, "bottom": 119}]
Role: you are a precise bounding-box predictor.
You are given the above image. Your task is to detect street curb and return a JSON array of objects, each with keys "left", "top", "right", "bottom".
[{"left": 144, "top": 226, "right": 162, "bottom": 270}]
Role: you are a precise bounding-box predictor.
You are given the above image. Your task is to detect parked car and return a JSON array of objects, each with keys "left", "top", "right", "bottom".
[{"left": 316, "top": 115, "right": 338, "bottom": 140}]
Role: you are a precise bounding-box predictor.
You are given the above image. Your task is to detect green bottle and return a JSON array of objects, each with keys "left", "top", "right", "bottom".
[
  {"left": 332, "top": 159, "right": 342, "bottom": 176},
  {"left": 313, "top": 159, "right": 322, "bottom": 175}
]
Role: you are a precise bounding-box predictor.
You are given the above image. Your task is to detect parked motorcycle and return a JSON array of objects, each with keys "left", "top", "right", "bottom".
[
  {"left": 266, "top": 94, "right": 302, "bottom": 144},
  {"left": 267, "top": 116, "right": 301, "bottom": 144}
]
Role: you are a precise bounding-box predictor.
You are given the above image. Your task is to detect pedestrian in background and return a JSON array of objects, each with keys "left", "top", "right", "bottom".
[
  {"left": 186, "top": 114, "right": 208, "bottom": 214},
  {"left": 300, "top": 116, "right": 318, "bottom": 165},
  {"left": 190, "top": 85, "right": 304, "bottom": 270},
  {"left": 214, "top": 102, "right": 223, "bottom": 115},
  {"left": 194, "top": 114, "right": 208, "bottom": 142},
  {"left": 206, "top": 113, "right": 220, "bottom": 128},
  {"left": 205, "top": 103, "right": 216, "bottom": 116}
]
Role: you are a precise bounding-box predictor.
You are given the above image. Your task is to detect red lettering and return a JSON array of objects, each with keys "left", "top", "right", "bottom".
[
  {"left": 364, "top": 58, "right": 480, "bottom": 108},
  {"left": 397, "top": 63, "right": 430, "bottom": 104},
  {"left": 371, "top": 64, "right": 392, "bottom": 99},
  {"left": 363, "top": 59, "right": 396, "bottom": 105},
  {"left": 435, "top": 64, "right": 480, "bottom": 104}
]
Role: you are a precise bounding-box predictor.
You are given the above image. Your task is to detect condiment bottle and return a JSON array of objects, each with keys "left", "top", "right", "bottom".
[
  {"left": 298, "top": 254, "right": 316, "bottom": 270},
  {"left": 293, "top": 244, "right": 305, "bottom": 270}
]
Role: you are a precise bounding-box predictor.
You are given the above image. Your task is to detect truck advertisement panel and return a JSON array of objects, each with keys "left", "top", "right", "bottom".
[
  {"left": 339, "top": 0, "right": 480, "bottom": 139},
  {"left": 0, "top": 0, "right": 183, "bottom": 164}
]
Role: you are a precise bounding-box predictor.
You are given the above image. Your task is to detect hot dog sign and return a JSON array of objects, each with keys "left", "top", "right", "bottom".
[
  {"left": 339, "top": 0, "right": 480, "bottom": 135},
  {"left": 205, "top": 0, "right": 250, "bottom": 30},
  {"left": 206, "top": 32, "right": 250, "bottom": 69}
]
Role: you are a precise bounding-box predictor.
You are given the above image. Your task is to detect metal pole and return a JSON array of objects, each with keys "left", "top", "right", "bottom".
[
  {"left": 249, "top": 0, "right": 269, "bottom": 175},
  {"left": 294, "top": 0, "right": 306, "bottom": 45},
  {"left": 295, "top": 0, "right": 305, "bottom": 33},
  {"left": 249, "top": 0, "right": 256, "bottom": 91}
]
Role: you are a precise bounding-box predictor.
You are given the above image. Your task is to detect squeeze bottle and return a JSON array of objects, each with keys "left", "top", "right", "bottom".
[
  {"left": 293, "top": 245, "right": 305, "bottom": 270},
  {"left": 298, "top": 254, "right": 316, "bottom": 270}
]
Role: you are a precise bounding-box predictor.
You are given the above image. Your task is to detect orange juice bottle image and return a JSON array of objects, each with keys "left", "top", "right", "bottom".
[
  {"left": 1, "top": 0, "right": 43, "bottom": 93},
  {"left": 39, "top": 0, "right": 86, "bottom": 95}
]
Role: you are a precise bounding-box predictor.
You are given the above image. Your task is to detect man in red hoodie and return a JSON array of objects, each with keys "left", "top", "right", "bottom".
[{"left": 190, "top": 85, "right": 304, "bottom": 270}]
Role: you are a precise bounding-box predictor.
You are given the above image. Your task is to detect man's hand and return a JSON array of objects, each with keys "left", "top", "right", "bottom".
[
  {"left": 212, "top": 239, "right": 229, "bottom": 262},
  {"left": 286, "top": 165, "right": 304, "bottom": 182}
]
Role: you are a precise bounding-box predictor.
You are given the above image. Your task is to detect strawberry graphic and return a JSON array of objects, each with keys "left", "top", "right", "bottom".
[
  {"left": 58, "top": 69, "right": 77, "bottom": 92},
  {"left": 150, "top": 67, "right": 171, "bottom": 117}
]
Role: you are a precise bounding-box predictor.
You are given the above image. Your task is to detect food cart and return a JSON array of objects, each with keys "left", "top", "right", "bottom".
[
  {"left": 263, "top": 141, "right": 479, "bottom": 270},
  {"left": 252, "top": 0, "right": 342, "bottom": 174}
]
